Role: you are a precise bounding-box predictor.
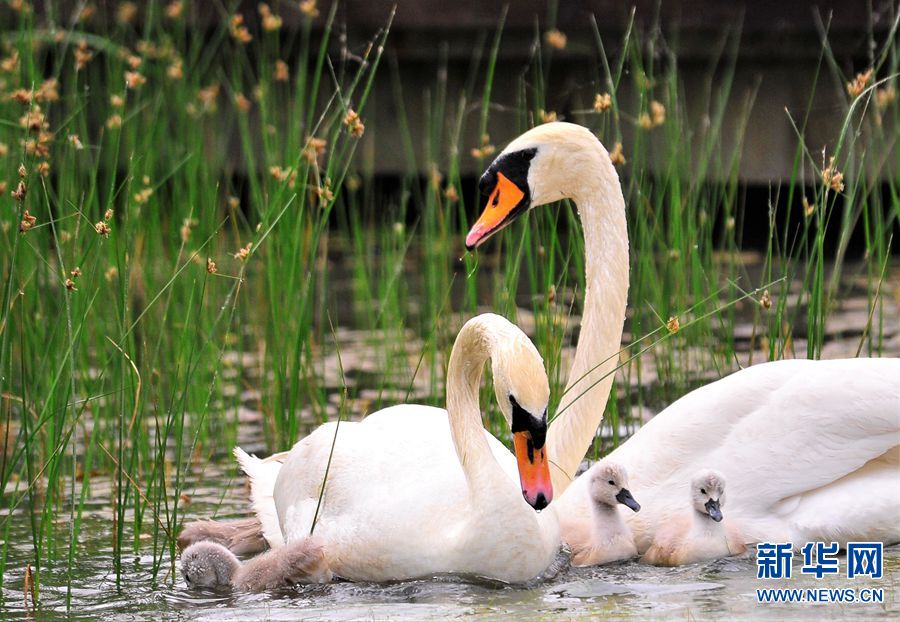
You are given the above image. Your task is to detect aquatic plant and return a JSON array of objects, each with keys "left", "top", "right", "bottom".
[{"left": 0, "top": 0, "right": 896, "bottom": 612}]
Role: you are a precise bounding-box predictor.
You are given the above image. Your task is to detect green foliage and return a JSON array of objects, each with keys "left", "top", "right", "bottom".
[{"left": 0, "top": 3, "right": 896, "bottom": 611}]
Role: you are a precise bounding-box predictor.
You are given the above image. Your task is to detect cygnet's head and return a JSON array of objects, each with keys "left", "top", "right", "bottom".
[
  {"left": 691, "top": 469, "right": 726, "bottom": 522},
  {"left": 181, "top": 541, "right": 240, "bottom": 588},
  {"left": 589, "top": 460, "right": 641, "bottom": 512}
]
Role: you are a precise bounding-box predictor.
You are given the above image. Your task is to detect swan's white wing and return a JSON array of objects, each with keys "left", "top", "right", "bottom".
[
  {"left": 267, "top": 404, "right": 556, "bottom": 582},
  {"left": 242, "top": 405, "right": 522, "bottom": 551},
  {"left": 557, "top": 358, "right": 900, "bottom": 551}
]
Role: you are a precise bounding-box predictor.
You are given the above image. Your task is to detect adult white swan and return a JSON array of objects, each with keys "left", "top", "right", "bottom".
[
  {"left": 204, "top": 314, "right": 559, "bottom": 583},
  {"left": 181, "top": 122, "right": 899, "bottom": 557},
  {"left": 465, "top": 121, "right": 900, "bottom": 550}
]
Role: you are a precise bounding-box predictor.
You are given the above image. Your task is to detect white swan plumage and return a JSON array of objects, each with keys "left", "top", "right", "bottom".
[
  {"left": 180, "top": 121, "right": 899, "bottom": 564},
  {"left": 464, "top": 121, "right": 900, "bottom": 551},
  {"left": 238, "top": 313, "right": 559, "bottom": 583}
]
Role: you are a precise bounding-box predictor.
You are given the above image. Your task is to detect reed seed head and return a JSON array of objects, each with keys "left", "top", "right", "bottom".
[
  {"left": 666, "top": 316, "right": 680, "bottom": 334},
  {"left": 544, "top": 29, "right": 567, "bottom": 50},
  {"left": 609, "top": 142, "right": 626, "bottom": 166},
  {"left": 822, "top": 157, "right": 844, "bottom": 193},
  {"left": 593, "top": 93, "right": 612, "bottom": 112},
  {"left": 299, "top": 0, "right": 320, "bottom": 18},
  {"left": 230, "top": 14, "right": 253, "bottom": 44},
  {"left": 846, "top": 69, "right": 873, "bottom": 99},
  {"left": 95, "top": 221, "right": 111, "bottom": 237},
  {"left": 275, "top": 60, "right": 289, "bottom": 82}
]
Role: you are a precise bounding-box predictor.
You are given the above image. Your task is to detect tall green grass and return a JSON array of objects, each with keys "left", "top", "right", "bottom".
[{"left": 0, "top": 1, "right": 896, "bottom": 611}]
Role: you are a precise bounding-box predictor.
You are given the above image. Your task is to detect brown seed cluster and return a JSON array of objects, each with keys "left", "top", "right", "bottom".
[
  {"left": 196, "top": 84, "right": 220, "bottom": 114},
  {"left": 167, "top": 59, "right": 183, "bottom": 80},
  {"left": 802, "top": 196, "right": 815, "bottom": 218},
  {"left": 95, "top": 210, "right": 113, "bottom": 237},
  {"left": 12, "top": 164, "right": 27, "bottom": 201},
  {"left": 234, "top": 92, "right": 252, "bottom": 113},
  {"left": 75, "top": 40, "right": 93, "bottom": 70},
  {"left": 1, "top": 49, "right": 19, "bottom": 73},
  {"left": 134, "top": 177, "right": 153, "bottom": 205},
  {"left": 539, "top": 110, "right": 557, "bottom": 124},
  {"left": 258, "top": 3, "right": 283, "bottom": 31},
  {"left": 234, "top": 242, "right": 253, "bottom": 261},
  {"left": 822, "top": 157, "right": 844, "bottom": 193},
  {"left": 165, "top": 1, "right": 183, "bottom": 19},
  {"left": 274, "top": 60, "right": 289, "bottom": 82},
  {"left": 316, "top": 178, "right": 334, "bottom": 205},
  {"left": 593, "top": 93, "right": 612, "bottom": 112},
  {"left": 846, "top": 69, "right": 873, "bottom": 99},
  {"left": 125, "top": 71, "right": 146, "bottom": 89},
  {"left": 609, "top": 142, "right": 626, "bottom": 166},
  {"left": 639, "top": 101, "right": 666, "bottom": 129},
  {"left": 299, "top": 0, "right": 320, "bottom": 18},
  {"left": 269, "top": 165, "right": 293, "bottom": 183},
  {"left": 117, "top": 2, "right": 138, "bottom": 25},
  {"left": 544, "top": 29, "right": 567, "bottom": 50},
  {"left": 180, "top": 218, "right": 198, "bottom": 242},
  {"left": 230, "top": 14, "right": 253, "bottom": 44},
  {"left": 343, "top": 110, "right": 365, "bottom": 137},
  {"left": 666, "top": 316, "right": 680, "bottom": 334},
  {"left": 470, "top": 134, "right": 496, "bottom": 159},
  {"left": 875, "top": 86, "right": 896, "bottom": 109},
  {"left": 19, "top": 210, "right": 37, "bottom": 234},
  {"left": 65, "top": 267, "right": 81, "bottom": 292},
  {"left": 302, "top": 136, "right": 328, "bottom": 164}
]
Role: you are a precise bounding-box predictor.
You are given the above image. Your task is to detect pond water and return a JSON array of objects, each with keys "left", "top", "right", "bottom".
[
  {"left": 1, "top": 256, "right": 898, "bottom": 620},
  {"left": 1, "top": 459, "right": 897, "bottom": 620}
]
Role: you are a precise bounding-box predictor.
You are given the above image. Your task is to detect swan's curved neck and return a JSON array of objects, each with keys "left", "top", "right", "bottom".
[
  {"left": 547, "top": 143, "right": 629, "bottom": 492},
  {"left": 444, "top": 318, "right": 511, "bottom": 495}
]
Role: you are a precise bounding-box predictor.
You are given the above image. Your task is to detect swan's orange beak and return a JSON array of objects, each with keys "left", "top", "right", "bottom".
[
  {"left": 513, "top": 430, "right": 553, "bottom": 510},
  {"left": 465, "top": 172, "right": 526, "bottom": 250}
]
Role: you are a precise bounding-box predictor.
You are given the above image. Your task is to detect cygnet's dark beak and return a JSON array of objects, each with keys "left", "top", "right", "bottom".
[
  {"left": 615, "top": 488, "right": 641, "bottom": 512},
  {"left": 705, "top": 498, "right": 723, "bottom": 522}
]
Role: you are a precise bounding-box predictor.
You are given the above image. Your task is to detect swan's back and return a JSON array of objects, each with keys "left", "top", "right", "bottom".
[{"left": 561, "top": 358, "right": 900, "bottom": 550}]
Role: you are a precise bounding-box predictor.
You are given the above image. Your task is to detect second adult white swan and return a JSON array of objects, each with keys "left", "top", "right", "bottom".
[{"left": 465, "top": 121, "right": 900, "bottom": 550}]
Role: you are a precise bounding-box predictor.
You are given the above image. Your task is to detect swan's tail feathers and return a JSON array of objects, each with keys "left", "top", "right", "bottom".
[
  {"left": 234, "top": 446, "right": 287, "bottom": 548},
  {"left": 176, "top": 517, "right": 268, "bottom": 556}
]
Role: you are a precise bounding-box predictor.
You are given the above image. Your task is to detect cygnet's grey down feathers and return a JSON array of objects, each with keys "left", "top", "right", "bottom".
[{"left": 181, "top": 537, "right": 331, "bottom": 591}]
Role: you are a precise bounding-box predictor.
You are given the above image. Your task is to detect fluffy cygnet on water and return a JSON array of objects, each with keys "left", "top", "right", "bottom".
[
  {"left": 641, "top": 469, "right": 746, "bottom": 566},
  {"left": 566, "top": 460, "right": 641, "bottom": 566},
  {"left": 181, "top": 537, "right": 331, "bottom": 591}
]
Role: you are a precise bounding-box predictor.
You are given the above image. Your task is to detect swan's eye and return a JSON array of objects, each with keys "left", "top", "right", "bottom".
[
  {"left": 608, "top": 479, "right": 615, "bottom": 486},
  {"left": 700, "top": 488, "right": 707, "bottom": 495}
]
